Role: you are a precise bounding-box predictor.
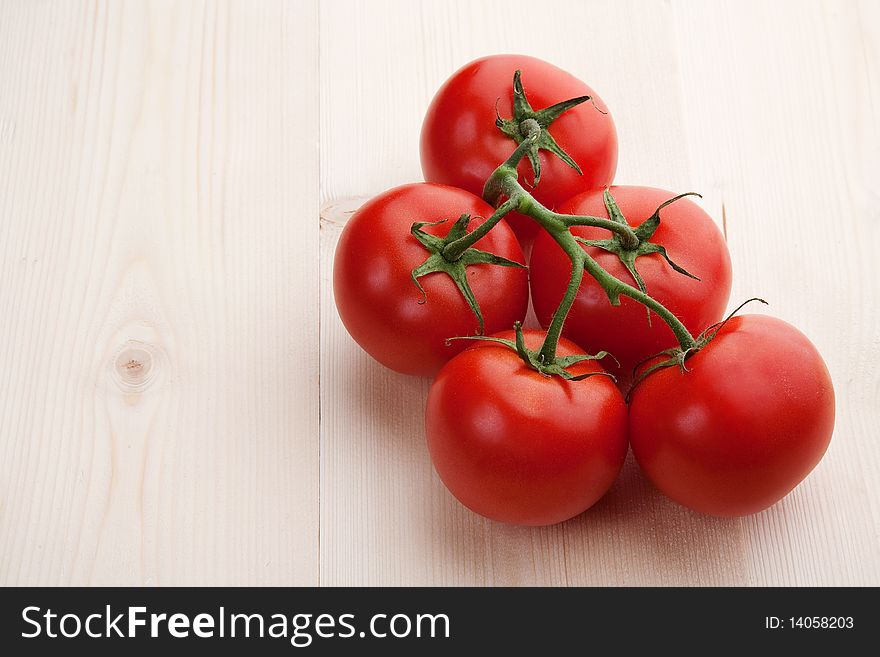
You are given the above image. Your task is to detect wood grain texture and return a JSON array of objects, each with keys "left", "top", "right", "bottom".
[
  {"left": 2, "top": 0, "right": 877, "bottom": 587},
  {"left": 319, "top": 0, "right": 880, "bottom": 585},
  {"left": 671, "top": 0, "right": 880, "bottom": 586},
  {"left": 0, "top": 0, "right": 320, "bottom": 585}
]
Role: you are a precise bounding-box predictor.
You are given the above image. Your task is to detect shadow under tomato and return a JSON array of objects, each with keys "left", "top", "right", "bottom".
[
  {"left": 325, "top": 343, "right": 748, "bottom": 586},
  {"left": 549, "top": 450, "right": 748, "bottom": 585},
  {"left": 430, "top": 448, "right": 749, "bottom": 586}
]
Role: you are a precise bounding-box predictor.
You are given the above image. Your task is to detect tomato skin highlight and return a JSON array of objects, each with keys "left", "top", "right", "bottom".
[
  {"left": 629, "top": 315, "right": 835, "bottom": 517},
  {"left": 530, "top": 186, "right": 732, "bottom": 386},
  {"left": 333, "top": 183, "right": 528, "bottom": 377},
  {"left": 426, "top": 330, "right": 628, "bottom": 526},
  {"left": 420, "top": 54, "right": 618, "bottom": 246}
]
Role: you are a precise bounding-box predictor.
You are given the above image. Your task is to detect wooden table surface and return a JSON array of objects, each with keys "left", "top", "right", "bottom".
[{"left": 1, "top": 0, "right": 878, "bottom": 586}]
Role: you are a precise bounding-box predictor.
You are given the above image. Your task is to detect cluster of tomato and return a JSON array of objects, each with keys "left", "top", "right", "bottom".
[{"left": 334, "top": 55, "right": 835, "bottom": 526}]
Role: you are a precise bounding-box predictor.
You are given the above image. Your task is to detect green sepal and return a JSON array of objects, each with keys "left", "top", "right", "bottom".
[
  {"left": 633, "top": 192, "right": 702, "bottom": 241},
  {"left": 626, "top": 346, "right": 694, "bottom": 403},
  {"left": 410, "top": 215, "right": 526, "bottom": 334},
  {"left": 625, "top": 298, "right": 769, "bottom": 402},
  {"left": 448, "top": 322, "right": 616, "bottom": 382},
  {"left": 495, "top": 70, "right": 592, "bottom": 187},
  {"left": 575, "top": 189, "right": 702, "bottom": 319}
]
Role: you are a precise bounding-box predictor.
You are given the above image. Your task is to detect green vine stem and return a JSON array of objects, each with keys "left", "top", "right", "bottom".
[
  {"left": 411, "top": 75, "right": 701, "bottom": 378},
  {"left": 445, "top": 130, "right": 640, "bottom": 260},
  {"left": 480, "top": 142, "right": 699, "bottom": 362},
  {"left": 532, "top": 190, "right": 696, "bottom": 361}
]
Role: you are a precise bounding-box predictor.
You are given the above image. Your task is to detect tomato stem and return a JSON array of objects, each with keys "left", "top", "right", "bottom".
[
  {"left": 482, "top": 143, "right": 642, "bottom": 245},
  {"left": 538, "top": 245, "right": 586, "bottom": 363},
  {"left": 522, "top": 192, "right": 698, "bottom": 359},
  {"left": 582, "top": 252, "right": 698, "bottom": 351},
  {"left": 442, "top": 197, "right": 519, "bottom": 261},
  {"left": 494, "top": 69, "right": 592, "bottom": 186},
  {"left": 422, "top": 76, "right": 701, "bottom": 371},
  {"left": 479, "top": 142, "right": 699, "bottom": 359},
  {"left": 561, "top": 212, "right": 639, "bottom": 250}
]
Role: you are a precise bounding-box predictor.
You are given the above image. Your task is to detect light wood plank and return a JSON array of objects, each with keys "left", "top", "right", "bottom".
[
  {"left": 673, "top": 0, "right": 880, "bottom": 585},
  {"left": 2, "top": 0, "right": 875, "bottom": 588},
  {"left": 0, "top": 0, "right": 320, "bottom": 585}
]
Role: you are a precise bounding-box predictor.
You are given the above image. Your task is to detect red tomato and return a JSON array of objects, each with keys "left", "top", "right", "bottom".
[
  {"left": 333, "top": 183, "right": 528, "bottom": 376},
  {"left": 426, "top": 329, "right": 628, "bottom": 526},
  {"left": 629, "top": 315, "right": 835, "bottom": 516},
  {"left": 420, "top": 55, "right": 617, "bottom": 245},
  {"left": 530, "top": 186, "right": 732, "bottom": 388}
]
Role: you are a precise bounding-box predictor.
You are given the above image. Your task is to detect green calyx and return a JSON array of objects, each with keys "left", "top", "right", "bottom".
[
  {"left": 576, "top": 189, "right": 701, "bottom": 307},
  {"left": 410, "top": 214, "right": 526, "bottom": 333},
  {"left": 625, "top": 298, "right": 769, "bottom": 401},
  {"left": 495, "top": 70, "right": 593, "bottom": 186},
  {"left": 450, "top": 322, "right": 617, "bottom": 381}
]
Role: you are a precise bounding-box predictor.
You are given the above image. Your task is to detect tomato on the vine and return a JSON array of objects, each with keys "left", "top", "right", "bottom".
[
  {"left": 333, "top": 52, "right": 837, "bottom": 529},
  {"left": 333, "top": 183, "right": 528, "bottom": 376},
  {"left": 420, "top": 54, "right": 617, "bottom": 245},
  {"left": 530, "top": 186, "right": 732, "bottom": 387},
  {"left": 629, "top": 315, "right": 835, "bottom": 517},
  {"left": 426, "top": 329, "right": 628, "bottom": 526}
]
